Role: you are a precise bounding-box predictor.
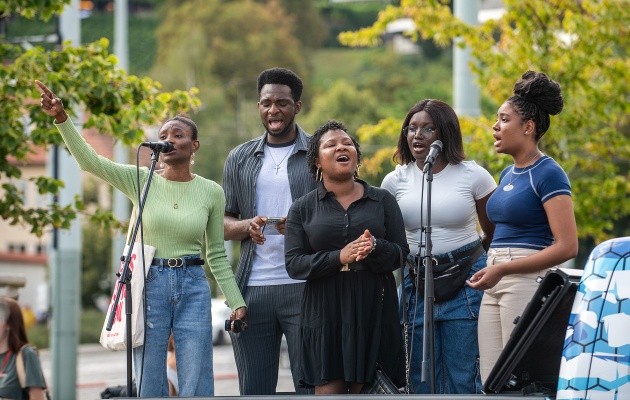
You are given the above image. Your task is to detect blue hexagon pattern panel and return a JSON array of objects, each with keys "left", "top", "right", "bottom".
[{"left": 557, "top": 237, "right": 630, "bottom": 400}]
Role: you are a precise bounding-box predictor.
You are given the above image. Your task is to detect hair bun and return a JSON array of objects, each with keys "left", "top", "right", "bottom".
[{"left": 513, "top": 71, "right": 564, "bottom": 115}]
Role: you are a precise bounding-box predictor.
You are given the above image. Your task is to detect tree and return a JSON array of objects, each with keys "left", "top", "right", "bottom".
[
  {"left": 340, "top": 0, "right": 630, "bottom": 242},
  {"left": 152, "top": 0, "right": 310, "bottom": 101},
  {"left": 253, "top": 0, "right": 327, "bottom": 48},
  {"left": 1, "top": 0, "right": 201, "bottom": 237},
  {"left": 148, "top": 0, "right": 315, "bottom": 184},
  {"left": 301, "top": 80, "right": 382, "bottom": 135}
]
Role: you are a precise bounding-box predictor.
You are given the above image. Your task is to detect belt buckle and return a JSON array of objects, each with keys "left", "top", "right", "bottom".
[
  {"left": 167, "top": 258, "right": 184, "bottom": 268},
  {"left": 423, "top": 257, "right": 438, "bottom": 267}
]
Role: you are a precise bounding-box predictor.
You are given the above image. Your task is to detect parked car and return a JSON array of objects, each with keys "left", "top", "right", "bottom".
[{"left": 212, "top": 297, "right": 232, "bottom": 346}]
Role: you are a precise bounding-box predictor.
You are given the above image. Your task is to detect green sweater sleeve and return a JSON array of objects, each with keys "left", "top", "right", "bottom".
[
  {"left": 54, "top": 118, "right": 142, "bottom": 199},
  {"left": 54, "top": 118, "right": 245, "bottom": 310},
  {"left": 204, "top": 182, "right": 246, "bottom": 310}
]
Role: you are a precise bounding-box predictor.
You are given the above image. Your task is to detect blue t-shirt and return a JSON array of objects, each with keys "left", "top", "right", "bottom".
[{"left": 487, "top": 156, "right": 571, "bottom": 250}]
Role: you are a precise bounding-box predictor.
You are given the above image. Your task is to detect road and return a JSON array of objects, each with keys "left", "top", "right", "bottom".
[{"left": 39, "top": 341, "right": 294, "bottom": 399}]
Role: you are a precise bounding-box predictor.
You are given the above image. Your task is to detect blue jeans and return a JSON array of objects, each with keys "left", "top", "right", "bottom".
[
  {"left": 133, "top": 256, "right": 214, "bottom": 397},
  {"left": 401, "top": 240, "right": 485, "bottom": 394}
]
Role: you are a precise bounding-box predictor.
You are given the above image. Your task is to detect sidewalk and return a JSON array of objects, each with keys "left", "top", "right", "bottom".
[{"left": 39, "top": 342, "right": 294, "bottom": 399}]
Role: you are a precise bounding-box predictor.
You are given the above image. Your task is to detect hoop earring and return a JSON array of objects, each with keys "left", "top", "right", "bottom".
[
  {"left": 316, "top": 168, "right": 322, "bottom": 182},
  {"left": 354, "top": 165, "right": 360, "bottom": 180},
  {"left": 191, "top": 153, "right": 195, "bottom": 165}
]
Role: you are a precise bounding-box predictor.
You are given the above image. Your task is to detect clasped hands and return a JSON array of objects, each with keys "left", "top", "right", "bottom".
[{"left": 340, "top": 229, "right": 375, "bottom": 265}]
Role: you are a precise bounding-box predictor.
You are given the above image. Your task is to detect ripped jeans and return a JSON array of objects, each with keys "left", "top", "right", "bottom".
[{"left": 133, "top": 258, "right": 214, "bottom": 397}]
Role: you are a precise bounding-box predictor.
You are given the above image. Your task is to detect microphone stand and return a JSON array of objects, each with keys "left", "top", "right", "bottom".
[
  {"left": 105, "top": 148, "right": 161, "bottom": 396},
  {"left": 420, "top": 161, "right": 436, "bottom": 394}
]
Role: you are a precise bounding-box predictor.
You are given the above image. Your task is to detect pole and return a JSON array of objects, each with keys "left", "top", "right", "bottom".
[
  {"left": 453, "top": 0, "right": 480, "bottom": 117},
  {"left": 50, "top": 2, "right": 81, "bottom": 399},
  {"left": 112, "top": 0, "right": 130, "bottom": 281}
]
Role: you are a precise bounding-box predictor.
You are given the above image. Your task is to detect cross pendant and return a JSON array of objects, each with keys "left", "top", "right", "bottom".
[{"left": 274, "top": 165, "right": 281, "bottom": 175}]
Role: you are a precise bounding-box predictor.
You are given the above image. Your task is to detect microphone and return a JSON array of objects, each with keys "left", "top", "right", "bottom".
[
  {"left": 140, "top": 141, "right": 174, "bottom": 153},
  {"left": 422, "top": 140, "right": 443, "bottom": 173}
]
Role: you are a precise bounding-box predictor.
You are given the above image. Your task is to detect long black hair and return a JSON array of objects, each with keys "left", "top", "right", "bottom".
[{"left": 393, "top": 99, "right": 465, "bottom": 166}]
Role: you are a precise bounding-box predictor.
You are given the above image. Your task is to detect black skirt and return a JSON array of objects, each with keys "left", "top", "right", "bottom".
[{"left": 298, "top": 270, "right": 405, "bottom": 387}]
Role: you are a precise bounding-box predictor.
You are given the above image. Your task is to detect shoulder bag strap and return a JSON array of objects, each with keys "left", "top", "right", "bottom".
[
  {"left": 16, "top": 345, "right": 27, "bottom": 388},
  {"left": 16, "top": 345, "right": 51, "bottom": 399}
]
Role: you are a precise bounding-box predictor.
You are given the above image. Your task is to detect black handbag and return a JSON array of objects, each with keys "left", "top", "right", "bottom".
[
  {"left": 360, "top": 364, "right": 401, "bottom": 395},
  {"left": 408, "top": 243, "right": 483, "bottom": 302}
]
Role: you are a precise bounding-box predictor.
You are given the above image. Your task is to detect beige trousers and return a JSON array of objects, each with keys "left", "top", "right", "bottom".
[{"left": 477, "top": 247, "right": 550, "bottom": 384}]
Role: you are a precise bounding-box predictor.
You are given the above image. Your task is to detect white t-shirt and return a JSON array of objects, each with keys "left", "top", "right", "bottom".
[
  {"left": 249, "top": 143, "right": 303, "bottom": 286},
  {"left": 381, "top": 161, "right": 496, "bottom": 255}
]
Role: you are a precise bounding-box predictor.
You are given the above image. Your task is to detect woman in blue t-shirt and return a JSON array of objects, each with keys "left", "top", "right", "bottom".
[{"left": 467, "top": 71, "right": 578, "bottom": 382}]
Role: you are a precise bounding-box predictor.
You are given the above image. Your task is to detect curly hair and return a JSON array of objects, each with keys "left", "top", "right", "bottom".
[
  {"left": 257, "top": 68, "right": 304, "bottom": 102},
  {"left": 507, "top": 71, "right": 564, "bottom": 141},
  {"left": 306, "top": 120, "right": 362, "bottom": 180},
  {"left": 393, "top": 99, "right": 465, "bottom": 166},
  {"left": 164, "top": 113, "right": 199, "bottom": 140}
]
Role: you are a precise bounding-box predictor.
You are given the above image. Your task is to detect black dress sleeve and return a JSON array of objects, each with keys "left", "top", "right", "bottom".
[
  {"left": 362, "top": 190, "right": 410, "bottom": 273},
  {"left": 284, "top": 196, "right": 344, "bottom": 281}
]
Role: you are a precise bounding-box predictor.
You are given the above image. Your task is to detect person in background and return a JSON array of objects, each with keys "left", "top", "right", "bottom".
[
  {"left": 381, "top": 99, "right": 496, "bottom": 394},
  {"left": 467, "top": 71, "right": 578, "bottom": 382},
  {"left": 285, "top": 120, "right": 409, "bottom": 394},
  {"left": 36, "top": 80, "right": 247, "bottom": 397},
  {"left": 167, "top": 334, "right": 177, "bottom": 396},
  {"left": 222, "top": 67, "right": 316, "bottom": 395},
  {"left": 0, "top": 296, "right": 46, "bottom": 400}
]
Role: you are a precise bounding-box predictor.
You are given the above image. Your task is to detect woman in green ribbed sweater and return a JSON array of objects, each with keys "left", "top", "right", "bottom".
[{"left": 36, "top": 80, "right": 247, "bottom": 397}]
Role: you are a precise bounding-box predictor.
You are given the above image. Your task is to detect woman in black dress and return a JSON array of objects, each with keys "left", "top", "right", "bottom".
[{"left": 285, "top": 120, "right": 409, "bottom": 394}]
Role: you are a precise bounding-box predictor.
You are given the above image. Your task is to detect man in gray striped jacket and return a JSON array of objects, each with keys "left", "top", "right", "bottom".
[{"left": 223, "top": 67, "right": 316, "bottom": 395}]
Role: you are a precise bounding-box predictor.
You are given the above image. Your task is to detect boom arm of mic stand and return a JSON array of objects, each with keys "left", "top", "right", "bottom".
[
  {"left": 421, "top": 165, "right": 437, "bottom": 394},
  {"left": 104, "top": 149, "right": 161, "bottom": 396}
]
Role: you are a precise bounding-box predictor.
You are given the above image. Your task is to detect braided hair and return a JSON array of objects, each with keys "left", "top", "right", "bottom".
[
  {"left": 306, "top": 120, "right": 362, "bottom": 180},
  {"left": 507, "top": 71, "right": 564, "bottom": 141}
]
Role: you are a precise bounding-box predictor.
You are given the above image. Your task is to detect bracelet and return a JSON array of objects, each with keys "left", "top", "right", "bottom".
[{"left": 369, "top": 235, "right": 377, "bottom": 254}]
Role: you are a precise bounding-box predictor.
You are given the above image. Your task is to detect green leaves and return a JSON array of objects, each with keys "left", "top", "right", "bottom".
[
  {"left": 342, "top": 0, "right": 630, "bottom": 242},
  {"left": 1, "top": 5, "right": 200, "bottom": 237}
]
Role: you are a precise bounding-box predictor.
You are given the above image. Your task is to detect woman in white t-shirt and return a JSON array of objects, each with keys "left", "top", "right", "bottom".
[{"left": 381, "top": 99, "right": 496, "bottom": 394}]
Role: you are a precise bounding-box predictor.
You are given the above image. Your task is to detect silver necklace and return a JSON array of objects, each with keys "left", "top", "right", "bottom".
[
  {"left": 267, "top": 143, "right": 295, "bottom": 175},
  {"left": 503, "top": 152, "right": 542, "bottom": 191}
]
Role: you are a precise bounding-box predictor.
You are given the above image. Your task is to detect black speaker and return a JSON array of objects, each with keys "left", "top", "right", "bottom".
[{"left": 483, "top": 268, "right": 582, "bottom": 396}]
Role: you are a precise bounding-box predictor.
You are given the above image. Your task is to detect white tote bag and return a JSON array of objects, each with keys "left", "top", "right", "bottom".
[{"left": 100, "top": 210, "right": 155, "bottom": 351}]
